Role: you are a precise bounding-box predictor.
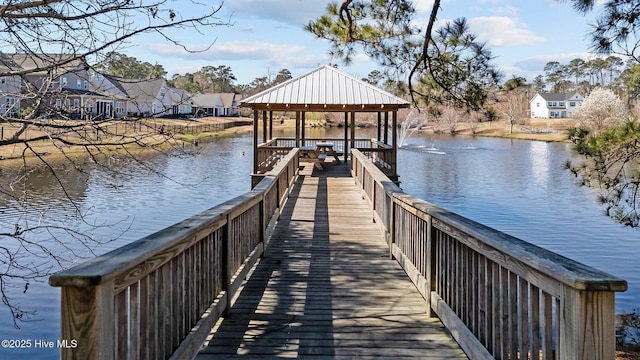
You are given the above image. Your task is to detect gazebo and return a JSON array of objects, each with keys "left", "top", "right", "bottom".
[{"left": 240, "top": 65, "right": 410, "bottom": 185}]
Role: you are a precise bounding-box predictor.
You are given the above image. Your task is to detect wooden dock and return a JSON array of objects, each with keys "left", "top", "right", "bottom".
[{"left": 196, "top": 163, "right": 467, "bottom": 359}]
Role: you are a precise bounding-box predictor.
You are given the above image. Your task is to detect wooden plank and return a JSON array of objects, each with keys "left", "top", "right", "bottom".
[{"left": 196, "top": 165, "right": 466, "bottom": 359}]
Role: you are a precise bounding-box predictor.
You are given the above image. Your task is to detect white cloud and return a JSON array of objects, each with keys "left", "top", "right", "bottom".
[
  {"left": 223, "top": 0, "right": 329, "bottom": 26},
  {"left": 147, "top": 40, "right": 307, "bottom": 61},
  {"left": 467, "top": 16, "right": 545, "bottom": 47}
]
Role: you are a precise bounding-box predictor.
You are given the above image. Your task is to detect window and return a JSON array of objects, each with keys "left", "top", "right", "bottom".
[
  {"left": 115, "top": 101, "right": 125, "bottom": 114},
  {"left": 0, "top": 77, "right": 5, "bottom": 84},
  {"left": 84, "top": 80, "right": 89, "bottom": 89},
  {"left": 73, "top": 99, "right": 80, "bottom": 108},
  {"left": 55, "top": 99, "right": 62, "bottom": 109},
  {"left": 65, "top": 99, "right": 71, "bottom": 108},
  {"left": 570, "top": 102, "right": 575, "bottom": 107},
  {"left": 61, "top": 77, "right": 68, "bottom": 87},
  {"left": 559, "top": 102, "right": 565, "bottom": 107},
  {"left": 77, "top": 79, "right": 82, "bottom": 88}
]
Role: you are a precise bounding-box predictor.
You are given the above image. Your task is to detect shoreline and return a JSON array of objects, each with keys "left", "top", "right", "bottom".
[{"left": 0, "top": 116, "right": 573, "bottom": 167}]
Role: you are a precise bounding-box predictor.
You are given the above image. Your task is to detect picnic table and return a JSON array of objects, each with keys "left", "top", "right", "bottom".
[
  {"left": 316, "top": 142, "right": 341, "bottom": 163},
  {"left": 299, "top": 145, "right": 324, "bottom": 170}
]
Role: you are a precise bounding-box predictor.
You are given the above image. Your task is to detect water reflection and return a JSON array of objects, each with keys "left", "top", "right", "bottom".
[
  {"left": 0, "top": 129, "right": 638, "bottom": 359},
  {"left": 398, "top": 133, "right": 638, "bottom": 313},
  {"left": 0, "top": 134, "right": 254, "bottom": 359}
]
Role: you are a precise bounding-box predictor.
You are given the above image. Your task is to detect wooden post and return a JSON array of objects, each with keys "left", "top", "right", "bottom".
[
  {"left": 425, "top": 215, "right": 435, "bottom": 316},
  {"left": 377, "top": 112, "right": 382, "bottom": 142},
  {"left": 295, "top": 111, "right": 300, "bottom": 148},
  {"left": 559, "top": 286, "right": 616, "bottom": 360},
  {"left": 350, "top": 111, "right": 356, "bottom": 150},
  {"left": 59, "top": 281, "right": 115, "bottom": 360},
  {"left": 384, "top": 112, "right": 389, "bottom": 144},
  {"left": 343, "top": 112, "right": 348, "bottom": 162},
  {"left": 388, "top": 197, "right": 395, "bottom": 260},
  {"left": 262, "top": 110, "right": 267, "bottom": 144},
  {"left": 392, "top": 111, "right": 398, "bottom": 177},
  {"left": 301, "top": 112, "right": 306, "bottom": 146},
  {"left": 269, "top": 111, "right": 273, "bottom": 141},
  {"left": 253, "top": 110, "right": 259, "bottom": 174},
  {"left": 222, "top": 217, "right": 233, "bottom": 316}
]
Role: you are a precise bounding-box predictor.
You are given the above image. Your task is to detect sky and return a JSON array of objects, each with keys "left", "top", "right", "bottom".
[{"left": 127, "top": 0, "right": 604, "bottom": 85}]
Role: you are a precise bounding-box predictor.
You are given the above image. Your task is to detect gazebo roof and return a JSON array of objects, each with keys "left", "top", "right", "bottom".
[{"left": 240, "top": 65, "right": 410, "bottom": 112}]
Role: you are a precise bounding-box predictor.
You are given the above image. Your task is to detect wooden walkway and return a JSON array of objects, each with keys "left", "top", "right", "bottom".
[{"left": 196, "top": 163, "right": 467, "bottom": 359}]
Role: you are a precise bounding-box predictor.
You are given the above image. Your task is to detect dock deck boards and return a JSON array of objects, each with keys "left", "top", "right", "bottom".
[{"left": 196, "top": 163, "right": 467, "bottom": 359}]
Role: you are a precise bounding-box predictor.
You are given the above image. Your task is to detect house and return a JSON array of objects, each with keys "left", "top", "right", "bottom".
[
  {"left": 167, "top": 88, "right": 193, "bottom": 116},
  {"left": 530, "top": 92, "right": 584, "bottom": 118},
  {"left": 191, "top": 93, "right": 239, "bottom": 117},
  {"left": 0, "top": 56, "right": 22, "bottom": 117},
  {"left": 0, "top": 53, "right": 193, "bottom": 119},
  {"left": 1, "top": 53, "right": 111, "bottom": 119}
]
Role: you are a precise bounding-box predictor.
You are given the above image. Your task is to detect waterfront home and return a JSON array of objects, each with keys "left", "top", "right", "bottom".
[
  {"left": 530, "top": 92, "right": 583, "bottom": 118},
  {"left": 191, "top": 93, "right": 239, "bottom": 117}
]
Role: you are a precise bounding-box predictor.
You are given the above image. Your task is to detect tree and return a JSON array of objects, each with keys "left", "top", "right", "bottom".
[
  {"left": 201, "top": 65, "right": 237, "bottom": 93},
  {"left": 573, "top": 87, "right": 628, "bottom": 133},
  {"left": 0, "top": 0, "right": 228, "bottom": 325},
  {"left": 170, "top": 72, "right": 201, "bottom": 93},
  {"left": 569, "top": 0, "right": 640, "bottom": 62},
  {"left": 94, "top": 52, "right": 167, "bottom": 79},
  {"left": 362, "top": 70, "right": 384, "bottom": 86},
  {"left": 568, "top": 121, "right": 640, "bottom": 227},
  {"left": 306, "top": 0, "right": 502, "bottom": 113},
  {"left": 500, "top": 77, "right": 529, "bottom": 134},
  {"left": 272, "top": 69, "right": 293, "bottom": 85}
]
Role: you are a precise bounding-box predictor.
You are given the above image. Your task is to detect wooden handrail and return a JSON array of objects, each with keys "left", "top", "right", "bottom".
[
  {"left": 49, "top": 149, "right": 300, "bottom": 360},
  {"left": 351, "top": 149, "right": 627, "bottom": 360}
]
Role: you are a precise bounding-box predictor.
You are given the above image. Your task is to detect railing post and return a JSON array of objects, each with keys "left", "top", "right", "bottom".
[
  {"left": 559, "top": 285, "right": 616, "bottom": 360},
  {"left": 59, "top": 281, "right": 114, "bottom": 360},
  {"left": 388, "top": 196, "right": 395, "bottom": 260},
  {"left": 425, "top": 215, "right": 434, "bottom": 316},
  {"left": 222, "top": 217, "right": 233, "bottom": 316},
  {"left": 260, "top": 194, "right": 266, "bottom": 253}
]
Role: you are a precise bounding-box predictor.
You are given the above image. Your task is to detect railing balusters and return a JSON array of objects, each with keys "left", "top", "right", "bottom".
[
  {"left": 50, "top": 150, "right": 299, "bottom": 360},
  {"left": 352, "top": 148, "right": 626, "bottom": 360}
]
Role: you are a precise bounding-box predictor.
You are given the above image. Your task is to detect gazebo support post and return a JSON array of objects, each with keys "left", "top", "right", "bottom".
[
  {"left": 262, "top": 110, "right": 267, "bottom": 144},
  {"left": 301, "top": 112, "right": 306, "bottom": 146},
  {"left": 269, "top": 111, "right": 273, "bottom": 142},
  {"left": 343, "top": 112, "right": 348, "bottom": 162},
  {"left": 295, "top": 111, "right": 300, "bottom": 147},
  {"left": 384, "top": 112, "right": 389, "bottom": 145},
  {"left": 377, "top": 112, "right": 382, "bottom": 142},
  {"left": 253, "top": 110, "right": 259, "bottom": 174},
  {"left": 392, "top": 110, "right": 399, "bottom": 184},
  {"left": 350, "top": 111, "right": 356, "bottom": 151}
]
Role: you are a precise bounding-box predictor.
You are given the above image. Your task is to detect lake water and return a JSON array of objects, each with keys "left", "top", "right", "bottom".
[{"left": 0, "top": 129, "right": 637, "bottom": 359}]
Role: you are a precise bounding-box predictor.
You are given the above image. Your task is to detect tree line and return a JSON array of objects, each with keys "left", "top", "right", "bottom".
[{"left": 95, "top": 51, "right": 294, "bottom": 95}]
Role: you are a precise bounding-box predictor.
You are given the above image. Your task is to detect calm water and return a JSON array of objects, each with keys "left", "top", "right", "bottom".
[
  {"left": 0, "top": 135, "right": 254, "bottom": 359},
  {"left": 0, "top": 129, "right": 638, "bottom": 359},
  {"left": 397, "top": 133, "right": 639, "bottom": 311}
]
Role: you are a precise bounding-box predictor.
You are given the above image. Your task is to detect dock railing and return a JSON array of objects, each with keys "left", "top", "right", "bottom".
[
  {"left": 351, "top": 149, "right": 627, "bottom": 360},
  {"left": 49, "top": 149, "right": 299, "bottom": 360}
]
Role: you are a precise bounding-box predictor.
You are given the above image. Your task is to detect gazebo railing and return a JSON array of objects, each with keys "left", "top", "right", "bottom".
[{"left": 256, "top": 137, "right": 395, "bottom": 174}]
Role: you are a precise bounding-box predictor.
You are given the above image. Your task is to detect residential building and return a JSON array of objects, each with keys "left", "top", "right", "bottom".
[
  {"left": 191, "top": 93, "right": 239, "bottom": 117},
  {"left": 1, "top": 53, "right": 192, "bottom": 119},
  {"left": 530, "top": 92, "right": 584, "bottom": 118}
]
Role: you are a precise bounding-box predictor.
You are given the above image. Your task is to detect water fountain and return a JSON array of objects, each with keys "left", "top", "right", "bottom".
[{"left": 397, "top": 108, "right": 428, "bottom": 148}]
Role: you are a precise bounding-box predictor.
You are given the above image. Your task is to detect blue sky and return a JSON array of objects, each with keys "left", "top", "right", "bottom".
[{"left": 129, "top": 0, "right": 602, "bottom": 85}]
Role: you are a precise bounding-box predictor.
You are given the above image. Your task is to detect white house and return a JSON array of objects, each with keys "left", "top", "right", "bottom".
[
  {"left": 191, "top": 93, "right": 239, "bottom": 117},
  {"left": 530, "top": 92, "right": 584, "bottom": 118}
]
